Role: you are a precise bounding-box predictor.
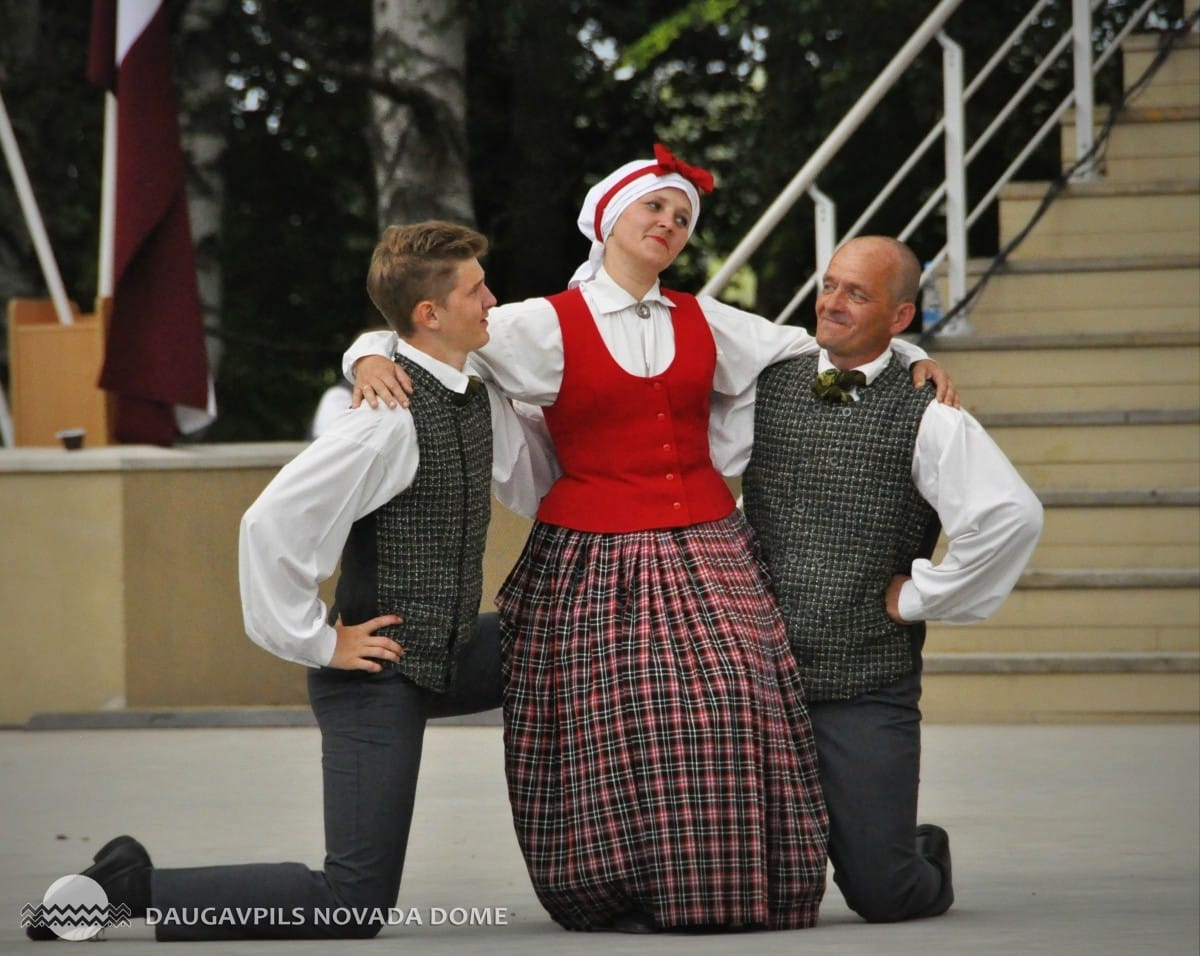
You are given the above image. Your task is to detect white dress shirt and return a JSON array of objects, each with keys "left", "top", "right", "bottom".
[
  {"left": 343, "top": 266, "right": 929, "bottom": 465},
  {"left": 726, "top": 348, "right": 1044, "bottom": 625},
  {"left": 239, "top": 340, "right": 556, "bottom": 668}
]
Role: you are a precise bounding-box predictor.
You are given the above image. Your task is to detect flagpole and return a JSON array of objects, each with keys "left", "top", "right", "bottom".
[
  {"left": 0, "top": 369, "right": 13, "bottom": 447},
  {"left": 98, "top": 91, "right": 117, "bottom": 300},
  {"left": 91, "top": 6, "right": 117, "bottom": 446},
  {"left": 0, "top": 85, "right": 76, "bottom": 446},
  {"left": 0, "top": 87, "right": 75, "bottom": 327}
]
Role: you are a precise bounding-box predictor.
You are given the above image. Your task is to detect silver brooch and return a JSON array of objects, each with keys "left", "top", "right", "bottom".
[{"left": 634, "top": 302, "right": 651, "bottom": 319}]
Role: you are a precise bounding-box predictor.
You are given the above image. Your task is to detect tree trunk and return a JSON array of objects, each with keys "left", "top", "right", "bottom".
[
  {"left": 370, "top": 0, "right": 473, "bottom": 228},
  {"left": 175, "top": 0, "right": 229, "bottom": 378}
]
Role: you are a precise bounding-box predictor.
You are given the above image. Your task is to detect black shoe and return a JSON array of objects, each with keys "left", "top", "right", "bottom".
[
  {"left": 23, "top": 918, "right": 56, "bottom": 942},
  {"left": 85, "top": 835, "right": 152, "bottom": 909},
  {"left": 25, "top": 836, "right": 152, "bottom": 942},
  {"left": 915, "top": 823, "right": 954, "bottom": 912}
]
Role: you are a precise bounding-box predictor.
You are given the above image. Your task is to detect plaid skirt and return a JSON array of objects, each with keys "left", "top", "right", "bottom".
[{"left": 497, "top": 511, "right": 828, "bottom": 931}]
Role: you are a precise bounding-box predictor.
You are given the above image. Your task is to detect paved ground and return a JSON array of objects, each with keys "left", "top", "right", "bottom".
[{"left": 1, "top": 722, "right": 1196, "bottom": 955}]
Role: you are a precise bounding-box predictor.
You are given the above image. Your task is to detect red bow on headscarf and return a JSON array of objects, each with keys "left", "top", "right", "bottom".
[{"left": 653, "top": 143, "right": 715, "bottom": 194}]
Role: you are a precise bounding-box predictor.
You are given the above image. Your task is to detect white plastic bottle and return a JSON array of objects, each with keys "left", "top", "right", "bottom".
[{"left": 921, "top": 262, "right": 943, "bottom": 332}]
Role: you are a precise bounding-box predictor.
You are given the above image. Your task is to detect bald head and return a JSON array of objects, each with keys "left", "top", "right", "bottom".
[
  {"left": 834, "top": 236, "right": 922, "bottom": 306},
  {"left": 815, "top": 235, "right": 921, "bottom": 369}
]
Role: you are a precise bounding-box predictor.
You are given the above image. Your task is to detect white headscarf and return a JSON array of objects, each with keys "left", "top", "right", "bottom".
[{"left": 568, "top": 144, "right": 714, "bottom": 288}]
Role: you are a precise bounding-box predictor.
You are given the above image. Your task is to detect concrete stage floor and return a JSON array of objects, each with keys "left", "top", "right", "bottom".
[{"left": 1, "top": 722, "right": 1197, "bottom": 955}]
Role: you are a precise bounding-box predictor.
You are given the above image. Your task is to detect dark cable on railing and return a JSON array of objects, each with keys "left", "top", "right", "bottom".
[{"left": 918, "top": 8, "right": 1200, "bottom": 346}]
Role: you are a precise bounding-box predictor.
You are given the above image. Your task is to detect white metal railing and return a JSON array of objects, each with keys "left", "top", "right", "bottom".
[{"left": 700, "top": 0, "right": 1167, "bottom": 331}]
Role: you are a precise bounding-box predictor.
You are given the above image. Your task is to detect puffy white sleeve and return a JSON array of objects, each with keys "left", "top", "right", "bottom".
[
  {"left": 898, "top": 403, "right": 1044, "bottom": 624},
  {"left": 239, "top": 407, "right": 418, "bottom": 667}
]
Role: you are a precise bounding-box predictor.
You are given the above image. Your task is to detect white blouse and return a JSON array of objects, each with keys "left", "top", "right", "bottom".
[{"left": 343, "top": 266, "right": 929, "bottom": 472}]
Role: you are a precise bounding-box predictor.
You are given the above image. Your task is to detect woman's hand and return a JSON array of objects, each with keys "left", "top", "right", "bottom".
[
  {"left": 352, "top": 356, "right": 413, "bottom": 409},
  {"left": 911, "top": 359, "right": 959, "bottom": 408}
]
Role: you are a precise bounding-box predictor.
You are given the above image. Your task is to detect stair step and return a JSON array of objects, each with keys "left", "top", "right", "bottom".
[
  {"left": 924, "top": 651, "right": 1199, "bottom": 673},
  {"left": 1063, "top": 106, "right": 1200, "bottom": 182},
  {"left": 985, "top": 418, "right": 1199, "bottom": 490},
  {"left": 1017, "top": 568, "right": 1199, "bottom": 588},
  {"left": 930, "top": 626, "right": 1199, "bottom": 656},
  {"left": 964, "top": 253, "right": 1199, "bottom": 277},
  {"left": 951, "top": 255, "right": 1199, "bottom": 335},
  {"left": 927, "top": 337, "right": 1200, "bottom": 415},
  {"left": 1036, "top": 488, "right": 1199, "bottom": 506},
  {"left": 922, "top": 652, "right": 1200, "bottom": 719},
  {"left": 998, "top": 179, "right": 1200, "bottom": 259},
  {"left": 1122, "top": 32, "right": 1200, "bottom": 112},
  {"left": 921, "top": 667, "right": 1198, "bottom": 721},
  {"left": 950, "top": 384, "right": 1197, "bottom": 417},
  {"left": 1018, "top": 492, "right": 1200, "bottom": 569},
  {"left": 955, "top": 253, "right": 1200, "bottom": 335},
  {"left": 976, "top": 408, "right": 1199, "bottom": 426},
  {"left": 1025, "top": 541, "right": 1199, "bottom": 570},
  {"left": 927, "top": 586, "right": 1199, "bottom": 651},
  {"left": 933, "top": 330, "right": 1199, "bottom": 349},
  {"left": 961, "top": 307, "right": 1197, "bottom": 336}
]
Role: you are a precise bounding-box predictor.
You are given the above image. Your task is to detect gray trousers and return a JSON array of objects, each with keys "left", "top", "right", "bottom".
[
  {"left": 808, "top": 669, "right": 953, "bottom": 922},
  {"left": 150, "top": 613, "right": 501, "bottom": 940}
]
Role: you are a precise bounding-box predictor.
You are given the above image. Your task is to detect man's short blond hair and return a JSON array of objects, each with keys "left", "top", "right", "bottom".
[{"left": 366, "top": 221, "right": 489, "bottom": 336}]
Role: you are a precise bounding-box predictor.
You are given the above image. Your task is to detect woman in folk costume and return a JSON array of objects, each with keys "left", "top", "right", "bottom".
[
  {"left": 496, "top": 146, "right": 827, "bottom": 934},
  {"left": 345, "top": 146, "right": 950, "bottom": 932}
]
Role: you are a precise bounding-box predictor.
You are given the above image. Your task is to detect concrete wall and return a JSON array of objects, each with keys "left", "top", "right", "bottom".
[
  {"left": 1, "top": 466, "right": 127, "bottom": 721},
  {"left": 0, "top": 444, "right": 533, "bottom": 726},
  {"left": 7, "top": 445, "right": 1191, "bottom": 726}
]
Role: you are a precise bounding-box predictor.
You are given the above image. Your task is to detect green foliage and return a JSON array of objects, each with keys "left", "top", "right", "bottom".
[
  {"left": 1, "top": 0, "right": 1186, "bottom": 439},
  {"left": 619, "top": 0, "right": 749, "bottom": 72},
  {"left": 0, "top": 7, "right": 104, "bottom": 316},
  {"left": 206, "top": 0, "right": 378, "bottom": 441}
]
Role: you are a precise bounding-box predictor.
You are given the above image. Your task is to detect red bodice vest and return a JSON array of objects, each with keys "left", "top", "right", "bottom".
[{"left": 536, "top": 288, "right": 735, "bottom": 532}]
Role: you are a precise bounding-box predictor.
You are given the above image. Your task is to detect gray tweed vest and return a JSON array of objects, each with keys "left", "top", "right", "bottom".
[
  {"left": 332, "top": 356, "right": 492, "bottom": 691},
  {"left": 743, "top": 352, "right": 938, "bottom": 701}
]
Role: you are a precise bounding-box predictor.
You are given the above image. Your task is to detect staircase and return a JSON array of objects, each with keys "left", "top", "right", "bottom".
[{"left": 921, "top": 26, "right": 1200, "bottom": 722}]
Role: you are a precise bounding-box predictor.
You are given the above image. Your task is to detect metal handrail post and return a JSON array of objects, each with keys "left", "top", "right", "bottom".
[
  {"left": 0, "top": 378, "right": 12, "bottom": 448},
  {"left": 700, "top": 0, "right": 965, "bottom": 297},
  {"left": 1071, "top": 0, "right": 1099, "bottom": 180},
  {"left": 810, "top": 185, "right": 837, "bottom": 279},
  {"left": 939, "top": 32, "right": 968, "bottom": 312}
]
